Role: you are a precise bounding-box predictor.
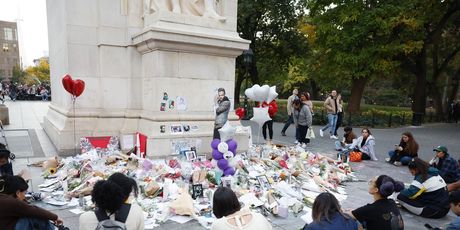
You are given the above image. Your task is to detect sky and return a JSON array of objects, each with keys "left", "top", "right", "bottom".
[{"left": 0, "top": 0, "right": 48, "bottom": 67}]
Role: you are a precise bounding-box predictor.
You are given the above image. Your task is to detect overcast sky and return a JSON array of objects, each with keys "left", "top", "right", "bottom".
[{"left": 0, "top": 0, "right": 48, "bottom": 67}]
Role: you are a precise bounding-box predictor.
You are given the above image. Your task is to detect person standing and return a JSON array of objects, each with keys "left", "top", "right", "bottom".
[
  {"left": 281, "top": 89, "right": 298, "bottom": 136},
  {"left": 319, "top": 90, "right": 340, "bottom": 139},
  {"left": 292, "top": 99, "right": 312, "bottom": 148},
  {"left": 259, "top": 100, "right": 278, "bottom": 145},
  {"left": 213, "top": 88, "right": 231, "bottom": 140},
  {"left": 334, "top": 94, "right": 343, "bottom": 137}
]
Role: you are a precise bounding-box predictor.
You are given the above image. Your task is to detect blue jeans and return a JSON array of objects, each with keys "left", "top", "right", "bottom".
[
  {"left": 321, "top": 113, "right": 338, "bottom": 135},
  {"left": 335, "top": 141, "right": 352, "bottom": 151},
  {"left": 388, "top": 151, "right": 413, "bottom": 165},
  {"left": 15, "top": 217, "right": 54, "bottom": 230}
]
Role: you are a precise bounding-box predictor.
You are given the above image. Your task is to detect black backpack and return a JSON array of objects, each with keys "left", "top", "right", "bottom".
[{"left": 94, "top": 204, "right": 131, "bottom": 230}]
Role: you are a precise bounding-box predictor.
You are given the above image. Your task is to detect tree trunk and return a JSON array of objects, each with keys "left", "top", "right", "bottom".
[
  {"left": 430, "top": 84, "right": 444, "bottom": 121},
  {"left": 310, "top": 79, "right": 321, "bottom": 100},
  {"left": 411, "top": 47, "right": 427, "bottom": 125},
  {"left": 448, "top": 68, "right": 460, "bottom": 102},
  {"left": 347, "top": 77, "right": 368, "bottom": 113}
]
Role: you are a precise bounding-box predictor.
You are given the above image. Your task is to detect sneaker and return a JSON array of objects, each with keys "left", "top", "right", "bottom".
[
  {"left": 294, "top": 140, "right": 299, "bottom": 144},
  {"left": 385, "top": 158, "right": 391, "bottom": 162},
  {"left": 394, "top": 161, "right": 402, "bottom": 166},
  {"left": 319, "top": 129, "right": 324, "bottom": 137},
  {"left": 301, "top": 143, "right": 307, "bottom": 149},
  {"left": 330, "top": 135, "right": 338, "bottom": 140},
  {"left": 281, "top": 131, "right": 286, "bottom": 136}
]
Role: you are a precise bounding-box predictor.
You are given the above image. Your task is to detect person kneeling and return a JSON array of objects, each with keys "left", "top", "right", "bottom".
[
  {"left": 397, "top": 158, "right": 450, "bottom": 219},
  {"left": 0, "top": 175, "right": 63, "bottom": 230}
]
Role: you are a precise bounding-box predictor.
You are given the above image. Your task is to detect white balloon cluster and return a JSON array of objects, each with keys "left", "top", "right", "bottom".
[{"left": 245, "top": 84, "right": 278, "bottom": 104}]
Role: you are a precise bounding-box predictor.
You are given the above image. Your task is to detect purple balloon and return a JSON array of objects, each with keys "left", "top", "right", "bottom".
[
  {"left": 223, "top": 167, "right": 235, "bottom": 176},
  {"left": 212, "top": 149, "right": 223, "bottom": 160},
  {"left": 211, "top": 139, "right": 221, "bottom": 150},
  {"left": 217, "top": 159, "right": 229, "bottom": 170},
  {"left": 227, "top": 139, "right": 238, "bottom": 153}
]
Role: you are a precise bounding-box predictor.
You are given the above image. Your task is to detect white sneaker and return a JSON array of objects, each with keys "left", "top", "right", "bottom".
[
  {"left": 330, "top": 135, "right": 338, "bottom": 140},
  {"left": 394, "top": 162, "right": 402, "bottom": 166},
  {"left": 319, "top": 129, "right": 324, "bottom": 137},
  {"left": 385, "top": 158, "right": 391, "bottom": 162},
  {"left": 294, "top": 140, "right": 299, "bottom": 144},
  {"left": 301, "top": 143, "right": 307, "bottom": 149}
]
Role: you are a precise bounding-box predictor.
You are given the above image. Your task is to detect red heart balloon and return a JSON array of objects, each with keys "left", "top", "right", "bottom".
[
  {"left": 235, "top": 107, "right": 245, "bottom": 119},
  {"left": 73, "top": 79, "right": 85, "bottom": 97},
  {"left": 62, "top": 74, "right": 74, "bottom": 95}
]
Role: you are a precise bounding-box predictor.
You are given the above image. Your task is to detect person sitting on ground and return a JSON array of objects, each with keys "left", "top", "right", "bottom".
[
  {"left": 428, "top": 146, "right": 460, "bottom": 184},
  {"left": 348, "top": 175, "right": 404, "bottom": 230},
  {"left": 292, "top": 99, "right": 312, "bottom": 149},
  {"left": 79, "top": 173, "right": 144, "bottom": 230},
  {"left": 335, "top": 126, "right": 356, "bottom": 151},
  {"left": 386, "top": 132, "right": 419, "bottom": 166},
  {"left": 211, "top": 187, "right": 272, "bottom": 230},
  {"left": 0, "top": 175, "right": 63, "bottom": 230},
  {"left": 304, "top": 192, "right": 361, "bottom": 230},
  {"left": 397, "top": 157, "right": 450, "bottom": 219},
  {"left": 347, "top": 128, "right": 377, "bottom": 161},
  {"left": 0, "top": 148, "right": 13, "bottom": 176},
  {"left": 446, "top": 190, "right": 460, "bottom": 230}
]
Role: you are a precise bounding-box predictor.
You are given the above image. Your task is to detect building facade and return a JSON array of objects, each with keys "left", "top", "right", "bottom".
[{"left": 0, "top": 20, "right": 20, "bottom": 81}]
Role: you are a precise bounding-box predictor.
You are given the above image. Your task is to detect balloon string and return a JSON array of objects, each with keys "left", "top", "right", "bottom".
[{"left": 73, "top": 96, "right": 77, "bottom": 155}]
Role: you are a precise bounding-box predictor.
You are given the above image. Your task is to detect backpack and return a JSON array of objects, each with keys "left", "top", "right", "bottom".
[{"left": 95, "top": 204, "right": 131, "bottom": 230}]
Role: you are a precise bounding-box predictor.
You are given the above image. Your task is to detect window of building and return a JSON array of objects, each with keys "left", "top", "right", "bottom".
[
  {"left": 4, "top": 28, "right": 14, "bottom": 41},
  {"left": 2, "top": 43, "right": 8, "bottom": 52}
]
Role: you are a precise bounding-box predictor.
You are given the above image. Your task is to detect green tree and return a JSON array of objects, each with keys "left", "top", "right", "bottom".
[
  {"left": 24, "top": 58, "right": 50, "bottom": 85},
  {"left": 235, "top": 0, "right": 309, "bottom": 105},
  {"left": 12, "top": 64, "right": 26, "bottom": 84}
]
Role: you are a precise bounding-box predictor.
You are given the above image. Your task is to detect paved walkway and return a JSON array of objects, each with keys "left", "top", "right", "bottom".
[{"left": 3, "top": 101, "right": 460, "bottom": 229}]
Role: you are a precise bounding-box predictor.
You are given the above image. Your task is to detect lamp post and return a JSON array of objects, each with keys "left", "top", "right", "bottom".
[{"left": 242, "top": 48, "right": 253, "bottom": 120}]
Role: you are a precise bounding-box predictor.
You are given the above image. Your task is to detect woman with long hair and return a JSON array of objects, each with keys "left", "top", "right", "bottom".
[
  {"left": 397, "top": 158, "right": 450, "bottom": 218},
  {"left": 304, "top": 192, "right": 361, "bottom": 230},
  {"left": 386, "top": 132, "right": 419, "bottom": 166},
  {"left": 349, "top": 175, "right": 404, "bottom": 230},
  {"left": 211, "top": 187, "right": 271, "bottom": 230},
  {"left": 0, "top": 175, "right": 63, "bottom": 230},
  {"left": 347, "top": 128, "right": 377, "bottom": 161}
]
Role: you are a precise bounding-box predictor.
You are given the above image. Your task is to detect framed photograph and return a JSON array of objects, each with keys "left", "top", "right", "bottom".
[
  {"left": 160, "top": 125, "right": 166, "bottom": 133},
  {"left": 185, "top": 150, "right": 197, "bottom": 161},
  {"left": 192, "top": 184, "right": 204, "bottom": 199},
  {"left": 221, "top": 177, "right": 232, "bottom": 189},
  {"left": 183, "top": 125, "right": 190, "bottom": 132},
  {"left": 257, "top": 175, "right": 271, "bottom": 191},
  {"left": 170, "top": 124, "right": 183, "bottom": 133}
]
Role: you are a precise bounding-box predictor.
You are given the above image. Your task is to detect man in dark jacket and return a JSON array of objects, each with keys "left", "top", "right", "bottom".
[
  {"left": 430, "top": 146, "right": 460, "bottom": 184},
  {"left": 0, "top": 148, "right": 13, "bottom": 176},
  {"left": 213, "top": 88, "right": 231, "bottom": 139}
]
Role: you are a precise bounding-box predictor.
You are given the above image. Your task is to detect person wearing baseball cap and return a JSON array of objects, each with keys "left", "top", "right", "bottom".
[{"left": 429, "top": 146, "right": 460, "bottom": 184}]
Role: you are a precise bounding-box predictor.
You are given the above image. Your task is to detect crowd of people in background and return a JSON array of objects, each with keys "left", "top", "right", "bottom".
[{"left": 0, "top": 82, "right": 50, "bottom": 103}]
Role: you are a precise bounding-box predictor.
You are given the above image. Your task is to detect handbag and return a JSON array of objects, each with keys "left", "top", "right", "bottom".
[
  {"left": 306, "top": 128, "right": 315, "bottom": 139},
  {"left": 349, "top": 151, "right": 362, "bottom": 162}
]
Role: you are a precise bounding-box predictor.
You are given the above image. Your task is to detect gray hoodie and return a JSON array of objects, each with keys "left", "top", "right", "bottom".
[
  {"left": 214, "top": 97, "right": 231, "bottom": 128},
  {"left": 350, "top": 135, "right": 377, "bottom": 161},
  {"left": 292, "top": 105, "right": 312, "bottom": 127}
]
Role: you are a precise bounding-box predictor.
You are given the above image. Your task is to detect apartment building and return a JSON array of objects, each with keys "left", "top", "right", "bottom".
[{"left": 0, "top": 20, "right": 20, "bottom": 80}]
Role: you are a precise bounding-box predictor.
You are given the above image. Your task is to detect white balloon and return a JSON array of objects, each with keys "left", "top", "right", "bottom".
[
  {"left": 266, "top": 86, "right": 279, "bottom": 104},
  {"left": 223, "top": 151, "right": 234, "bottom": 160},
  {"left": 217, "top": 142, "right": 229, "bottom": 153},
  {"left": 251, "top": 107, "right": 271, "bottom": 127},
  {"left": 218, "top": 122, "right": 236, "bottom": 142},
  {"left": 211, "top": 159, "right": 218, "bottom": 168},
  {"left": 244, "top": 88, "right": 255, "bottom": 100},
  {"left": 253, "top": 84, "right": 270, "bottom": 102}
]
